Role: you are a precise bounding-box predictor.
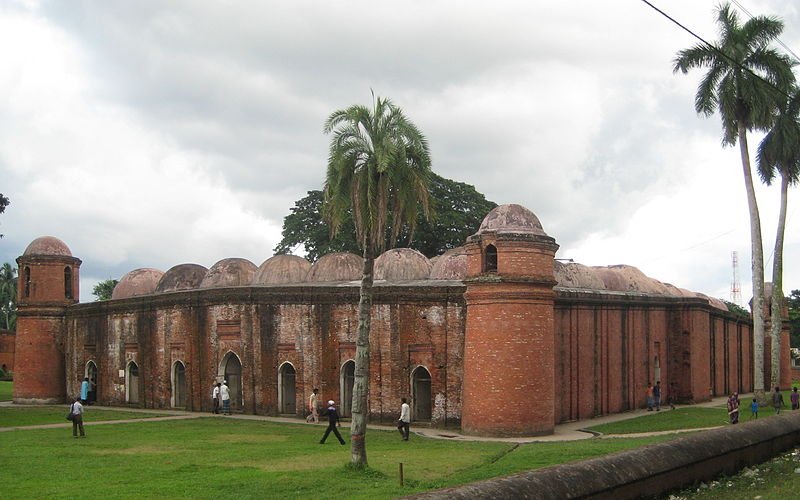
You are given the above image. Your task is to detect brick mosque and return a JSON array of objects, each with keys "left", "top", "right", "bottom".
[{"left": 12, "top": 204, "right": 791, "bottom": 436}]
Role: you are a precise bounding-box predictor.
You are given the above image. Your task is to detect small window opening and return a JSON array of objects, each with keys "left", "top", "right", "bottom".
[
  {"left": 64, "top": 267, "right": 73, "bottom": 299},
  {"left": 24, "top": 267, "right": 31, "bottom": 298},
  {"left": 484, "top": 244, "right": 498, "bottom": 273}
]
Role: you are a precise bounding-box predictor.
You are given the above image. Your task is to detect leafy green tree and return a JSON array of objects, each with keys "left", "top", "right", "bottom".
[
  {"left": 789, "top": 290, "right": 800, "bottom": 348},
  {"left": 323, "top": 94, "right": 431, "bottom": 466},
  {"left": 92, "top": 279, "right": 119, "bottom": 301},
  {"left": 0, "top": 263, "right": 17, "bottom": 331},
  {"left": 274, "top": 174, "right": 496, "bottom": 261},
  {"left": 673, "top": 2, "right": 795, "bottom": 399},
  {"left": 757, "top": 87, "right": 800, "bottom": 387},
  {"left": 0, "top": 193, "right": 9, "bottom": 239}
]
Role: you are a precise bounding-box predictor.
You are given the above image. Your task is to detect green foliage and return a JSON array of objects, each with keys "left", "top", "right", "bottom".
[
  {"left": 0, "top": 262, "right": 16, "bottom": 331},
  {"left": 274, "top": 174, "right": 496, "bottom": 261},
  {"left": 789, "top": 289, "right": 800, "bottom": 347},
  {"left": 92, "top": 278, "right": 119, "bottom": 301},
  {"left": 0, "top": 193, "right": 8, "bottom": 239},
  {"left": 723, "top": 299, "right": 751, "bottom": 318}
]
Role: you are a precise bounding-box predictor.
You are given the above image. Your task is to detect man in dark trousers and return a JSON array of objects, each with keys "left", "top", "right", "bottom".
[{"left": 319, "top": 400, "right": 346, "bottom": 445}]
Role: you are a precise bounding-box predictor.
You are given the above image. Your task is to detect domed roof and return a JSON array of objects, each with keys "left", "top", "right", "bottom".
[
  {"left": 112, "top": 268, "right": 165, "bottom": 300},
  {"left": 254, "top": 255, "right": 311, "bottom": 284},
  {"left": 306, "top": 253, "right": 362, "bottom": 282},
  {"left": 375, "top": 248, "right": 431, "bottom": 281},
  {"left": 430, "top": 247, "right": 467, "bottom": 280},
  {"left": 477, "top": 204, "right": 547, "bottom": 236},
  {"left": 156, "top": 263, "right": 208, "bottom": 293},
  {"left": 200, "top": 258, "right": 257, "bottom": 288},
  {"left": 554, "top": 261, "right": 606, "bottom": 290},
  {"left": 592, "top": 265, "right": 671, "bottom": 294},
  {"left": 23, "top": 236, "right": 72, "bottom": 257}
]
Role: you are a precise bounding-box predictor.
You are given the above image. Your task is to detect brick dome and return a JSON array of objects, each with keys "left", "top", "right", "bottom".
[
  {"left": 200, "top": 258, "right": 257, "bottom": 288},
  {"left": 306, "top": 253, "right": 362, "bottom": 282},
  {"left": 430, "top": 247, "right": 467, "bottom": 280},
  {"left": 592, "top": 265, "right": 671, "bottom": 294},
  {"left": 375, "top": 248, "right": 431, "bottom": 280},
  {"left": 156, "top": 263, "right": 208, "bottom": 293},
  {"left": 254, "top": 255, "right": 311, "bottom": 284},
  {"left": 112, "top": 268, "right": 165, "bottom": 300},
  {"left": 23, "top": 236, "right": 72, "bottom": 257},
  {"left": 554, "top": 261, "right": 606, "bottom": 290},
  {"left": 476, "top": 204, "right": 547, "bottom": 237}
]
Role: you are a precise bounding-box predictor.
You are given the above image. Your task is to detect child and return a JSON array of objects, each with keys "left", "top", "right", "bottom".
[
  {"left": 750, "top": 398, "right": 759, "bottom": 419},
  {"left": 791, "top": 387, "right": 799, "bottom": 410}
]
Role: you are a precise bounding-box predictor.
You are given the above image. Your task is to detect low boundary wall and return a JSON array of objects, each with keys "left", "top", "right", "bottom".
[{"left": 408, "top": 413, "right": 800, "bottom": 499}]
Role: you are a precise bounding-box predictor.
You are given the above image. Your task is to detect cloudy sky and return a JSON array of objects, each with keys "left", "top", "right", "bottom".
[{"left": 1, "top": 0, "right": 799, "bottom": 304}]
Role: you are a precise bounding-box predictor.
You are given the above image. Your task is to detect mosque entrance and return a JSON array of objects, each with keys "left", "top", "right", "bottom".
[
  {"left": 85, "top": 361, "right": 98, "bottom": 404},
  {"left": 412, "top": 366, "right": 432, "bottom": 421},
  {"left": 279, "top": 362, "right": 296, "bottom": 414},
  {"left": 340, "top": 360, "right": 355, "bottom": 417},
  {"left": 126, "top": 361, "right": 139, "bottom": 404},
  {"left": 221, "top": 352, "right": 243, "bottom": 411},
  {"left": 172, "top": 361, "right": 187, "bottom": 408}
]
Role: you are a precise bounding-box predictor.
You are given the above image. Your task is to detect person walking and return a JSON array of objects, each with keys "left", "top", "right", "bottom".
[
  {"left": 306, "top": 388, "right": 320, "bottom": 423},
  {"left": 220, "top": 381, "right": 231, "bottom": 415},
  {"left": 319, "top": 400, "right": 345, "bottom": 445},
  {"left": 791, "top": 387, "right": 799, "bottom": 410},
  {"left": 69, "top": 396, "right": 85, "bottom": 438},
  {"left": 80, "top": 377, "right": 90, "bottom": 403},
  {"left": 397, "top": 397, "right": 411, "bottom": 441},
  {"left": 646, "top": 382, "right": 654, "bottom": 411},
  {"left": 751, "top": 398, "right": 759, "bottom": 419},
  {"left": 772, "top": 386, "right": 786, "bottom": 415},
  {"left": 727, "top": 393, "right": 740, "bottom": 424},
  {"left": 653, "top": 381, "right": 662, "bottom": 411},
  {"left": 212, "top": 382, "right": 221, "bottom": 414}
]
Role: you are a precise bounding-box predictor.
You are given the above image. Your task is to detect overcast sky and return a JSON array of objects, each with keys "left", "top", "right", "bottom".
[{"left": 1, "top": 0, "right": 799, "bottom": 304}]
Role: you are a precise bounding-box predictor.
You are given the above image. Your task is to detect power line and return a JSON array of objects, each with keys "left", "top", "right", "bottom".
[{"left": 730, "top": 0, "right": 800, "bottom": 63}]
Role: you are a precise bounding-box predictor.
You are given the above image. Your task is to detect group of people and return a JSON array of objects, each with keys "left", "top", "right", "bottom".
[
  {"left": 307, "top": 388, "right": 412, "bottom": 444},
  {"left": 726, "top": 386, "right": 800, "bottom": 424},
  {"left": 211, "top": 380, "right": 232, "bottom": 415},
  {"left": 645, "top": 381, "right": 676, "bottom": 411}
]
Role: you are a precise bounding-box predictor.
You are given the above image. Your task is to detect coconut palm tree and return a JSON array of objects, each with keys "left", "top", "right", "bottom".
[
  {"left": 757, "top": 86, "right": 800, "bottom": 389},
  {"left": 0, "top": 262, "right": 17, "bottom": 331},
  {"left": 323, "top": 94, "right": 431, "bottom": 466},
  {"left": 673, "top": 3, "right": 795, "bottom": 400}
]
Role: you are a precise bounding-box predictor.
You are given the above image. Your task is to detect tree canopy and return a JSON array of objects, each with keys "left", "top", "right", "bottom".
[
  {"left": 92, "top": 279, "right": 119, "bottom": 301},
  {"left": 0, "top": 193, "right": 9, "bottom": 239},
  {"left": 274, "top": 173, "right": 496, "bottom": 261},
  {"left": 0, "top": 263, "right": 17, "bottom": 331}
]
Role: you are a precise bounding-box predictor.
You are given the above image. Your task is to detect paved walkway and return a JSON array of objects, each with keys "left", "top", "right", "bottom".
[{"left": 0, "top": 394, "right": 737, "bottom": 441}]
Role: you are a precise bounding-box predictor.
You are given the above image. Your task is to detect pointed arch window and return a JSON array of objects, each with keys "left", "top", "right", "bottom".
[
  {"left": 64, "top": 267, "right": 73, "bottom": 299},
  {"left": 484, "top": 244, "right": 498, "bottom": 273},
  {"left": 24, "top": 266, "right": 31, "bottom": 298}
]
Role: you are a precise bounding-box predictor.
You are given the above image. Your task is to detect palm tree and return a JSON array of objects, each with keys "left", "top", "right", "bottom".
[
  {"left": 673, "top": 3, "right": 795, "bottom": 401},
  {"left": 757, "top": 87, "right": 800, "bottom": 389},
  {"left": 323, "top": 94, "right": 431, "bottom": 466},
  {"left": 0, "top": 262, "right": 17, "bottom": 331}
]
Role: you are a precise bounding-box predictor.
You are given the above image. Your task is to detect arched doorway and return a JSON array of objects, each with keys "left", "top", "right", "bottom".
[
  {"left": 411, "top": 366, "right": 432, "bottom": 421},
  {"left": 85, "top": 361, "right": 98, "bottom": 404},
  {"left": 172, "top": 361, "right": 187, "bottom": 408},
  {"left": 220, "top": 352, "right": 243, "bottom": 411},
  {"left": 126, "top": 361, "right": 139, "bottom": 404},
  {"left": 340, "top": 360, "right": 355, "bottom": 417},
  {"left": 278, "top": 362, "right": 296, "bottom": 414}
]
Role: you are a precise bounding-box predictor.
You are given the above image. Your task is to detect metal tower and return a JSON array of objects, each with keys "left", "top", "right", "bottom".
[{"left": 730, "top": 251, "right": 742, "bottom": 306}]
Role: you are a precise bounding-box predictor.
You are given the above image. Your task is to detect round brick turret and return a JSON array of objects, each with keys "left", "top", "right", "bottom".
[
  {"left": 14, "top": 236, "right": 81, "bottom": 404},
  {"left": 461, "top": 204, "right": 559, "bottom": 436}
]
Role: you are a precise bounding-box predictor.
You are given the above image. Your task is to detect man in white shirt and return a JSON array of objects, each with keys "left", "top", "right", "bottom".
[
  {"left": 212, "top": 382, "right": 221, "bottom": 414},
  {"left": 397, "top": 398, "right": 411, "bottom": 441},
  {"left": 70, "top": 396, "right": 85, "bottom": 437},
  {"left": 306, "top": 388, "right": 319, "bottom": 423},
  {"left": 220, "top": 381, "right": 231, "bottom": 415}
]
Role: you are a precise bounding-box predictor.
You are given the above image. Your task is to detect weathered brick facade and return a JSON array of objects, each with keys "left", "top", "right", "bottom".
[{"left": 12, "top": 205, "right": 792, "bottom": 436}]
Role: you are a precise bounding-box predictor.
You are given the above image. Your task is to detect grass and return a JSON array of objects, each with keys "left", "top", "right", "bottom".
[
  {"left": 0, "top": 380, "right": 11, "bottom": 401},
  {"left": 0, "top": 406, "right": 172, "bottom": 427},
  {"left": 0, "top": 415, "right": 681, "bottom": 499},
  {"left": 584, "top": 406, "right": 769, "bottom": 435}
]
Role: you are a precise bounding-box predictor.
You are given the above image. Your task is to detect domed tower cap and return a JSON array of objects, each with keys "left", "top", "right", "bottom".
[
  {"left": 254, "top": 254, "right": 312, "bottom": 284},
  {"left": 474, "top": 204, "right": 548, "bottom": 238},
  {"left": 157, "top": 263, "right": 208, "bottom": 292},
  {"left": 23, "top": 236, "right": 73, "bottom": 257}
]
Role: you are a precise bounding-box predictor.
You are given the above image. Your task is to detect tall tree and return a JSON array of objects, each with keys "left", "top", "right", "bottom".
[
  {"left": 274, "top": 175, "right": 496, "bottom": 261},
  {"left": 0, "top": 263, "right": 17, "bottom": 331},
  {"left": 757, "top": 87, "right": 800, "bottom": 387},
  {"left": 673, "top": 3, "right": 795, "bottom": 400},
  {"left": 92, "top": 279, "right": 119, "bottom": 301},
  {"left": 323, "top": 94, "right": 431, "bottom": 466},
  {"left": 789, "top": 289, "right": 800, "bottom": 348},
  {"left": 0, "top": 194, "right": 9, "bottom": 239}
]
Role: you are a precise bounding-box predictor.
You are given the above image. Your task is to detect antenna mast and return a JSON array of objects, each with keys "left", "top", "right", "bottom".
[{"left": 730, "top": 251, "right": 742, "bottom": 306}]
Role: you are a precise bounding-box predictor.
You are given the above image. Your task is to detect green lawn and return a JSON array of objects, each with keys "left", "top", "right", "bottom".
[
  {"left": 0, "top": 406, "right": 171, "bottom": 427},
  {"left": 0, "top": 416, "right": 680, "bottom": 499},
  {"left": 0, "top": 380, "right": 11, "bottom": 401},
  {"left": 584, "top": 406, "right": 764, "bottom": 435}
]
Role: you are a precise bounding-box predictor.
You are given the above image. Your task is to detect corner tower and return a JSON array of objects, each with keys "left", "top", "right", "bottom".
[
  {"left": 461, "top": 204, "right": 559, "bottom": 436},
  {"left": 14, "top": 236, "right": 81, "bottom": 404}
]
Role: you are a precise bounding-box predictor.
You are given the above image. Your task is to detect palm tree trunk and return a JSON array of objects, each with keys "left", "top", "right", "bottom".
[
  {"left": 350, "top": 241, "right": 374, "bottom": 467},
  {"left": 738, "top": 124, "right": 767, "bottom": 402},
  {"left": 769, "top": 173, "right": 789, "bottom": 389}
]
